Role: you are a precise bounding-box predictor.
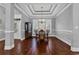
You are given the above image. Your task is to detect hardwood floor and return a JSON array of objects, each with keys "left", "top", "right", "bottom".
[{"left": 0, "top": 37, "right": 79, "bottom": 55}]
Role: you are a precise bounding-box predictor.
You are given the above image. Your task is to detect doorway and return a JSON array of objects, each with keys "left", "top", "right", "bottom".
[{"left": 25, "top": 22, "right": 32, "bottom": 39}]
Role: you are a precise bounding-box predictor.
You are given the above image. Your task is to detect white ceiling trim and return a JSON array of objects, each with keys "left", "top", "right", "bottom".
[
  {"left": 30, "top": 14, "right": 56, "bottom": 19},
  {"left": 32, "top": 4, "right": 52, "bottom": 12},
  {"left": 25, "top": 5, "right": 33, "bottom": 16},
  {"left": 52, "top": 3, "right": 67, "bottom": 16},
  {"left": 0, "top": 3, "right": 6, "bottom": 8},
  {"left": 28, "top": 4, "right": 35, "bottom": 15},
  {"left": 14, "top": 4, "right": 31, "bottom": 17},
  {"left": 28, "top": 4, "right": 57, "bottom": 15},
  {"left": 17, "top": 3, "right": 72, "bottom": 18},
  {"left": 27, "top": 3, "right": 70, "bottom": 17},
  {"left": 56, "top": 4, "right": 72, "bottom": 16}
]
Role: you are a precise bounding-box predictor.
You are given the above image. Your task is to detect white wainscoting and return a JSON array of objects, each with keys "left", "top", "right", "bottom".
[{"left": 55, "top": 30, "right": 72, "bottom": 46}]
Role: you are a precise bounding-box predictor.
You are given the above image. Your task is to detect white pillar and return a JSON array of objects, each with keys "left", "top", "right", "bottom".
[
  {"left": 21, "top": 15, "right": 25, "bottom": 40},
  {"left": 71, "top": 4, "right": 79, "bottom": 51},
  {"left": 4, "top": 3, "right": 14, "bottom": 50},
  {"left": 14, "top": 14, "right": 25, "bottom": 40}
]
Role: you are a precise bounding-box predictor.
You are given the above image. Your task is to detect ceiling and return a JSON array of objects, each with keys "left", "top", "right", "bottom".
[{"left": 15, "top": 3, "right": 71, "bottom": 18}]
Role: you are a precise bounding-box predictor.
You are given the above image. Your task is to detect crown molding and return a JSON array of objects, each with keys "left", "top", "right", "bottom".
[
  {"left": 0, "top": 4, "right": 6, "bottom": 8},
  {"left": 57, "top": 4, "right": 72, "bottom": 16},
  {"left": 14, "top": 4, "right": 30, "bottom": 18},
  {"left": 30, "top": 16, "right": 56, "bottom": 19}
]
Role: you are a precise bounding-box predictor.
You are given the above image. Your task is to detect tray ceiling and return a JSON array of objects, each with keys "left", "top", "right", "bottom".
[{"left": 15, "top": 3, "right": 71, "bottom": 18}]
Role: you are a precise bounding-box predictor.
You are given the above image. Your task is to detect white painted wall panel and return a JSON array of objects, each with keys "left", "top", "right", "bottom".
[{"left": 56, "top": 5, "right": 73, "bottom": 45}]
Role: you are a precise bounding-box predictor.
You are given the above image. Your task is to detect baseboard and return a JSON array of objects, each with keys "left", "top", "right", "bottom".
[
  {"left": 32, "top": 34, "right": 71, "bottom": 46},
  {"left": 4, "top": 44, "right": 14, "bottom": 50},
  {"left": 32, "top": 34, "right": 55, "bottom": 37},
  {"left": 32, "top": 35, "right": 36, "bottom": 37},
  {"left": 21, "top": 37, "right": 25, "bottom": 41},
  {"left": 71, "top": 47, "right": 79, "bottom": 51},
  {"left": 14, "top": 38, "right": 20, "bottom": 40},
  {"left": 0, "top": 38, "right": 5, "bottom": 41},
  {"left": 48, "top": 35, "right": 56, "bottom": 37},
  {"left": 14, "top": 37, "right": 25, "bottom": 41},
  {"left": 55, "top": 30, "right": 72, "bottom": 33},
  {"left": 14, "top": 34, "right": 71, "bottom": 46},
  {"left": 55, "top": 35, "right": 71, "bottom": 46}
]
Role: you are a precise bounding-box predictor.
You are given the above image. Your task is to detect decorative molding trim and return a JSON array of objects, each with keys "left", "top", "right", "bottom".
[
  {"left": 0, "top": 4, "right": 6, "bottom": 8},
  {"left": 48, "top": 34, "right": 56, "bottom": 37},
  {"left": 32, "top": 34, "right": 71, "bottom": 46},
  {"left": 55, "top": 35, "right": 71, "bottom": 46},
  {"left": 22, "top": 33, "right": 71, "bottom": 46},
  {"left": 71, "top": 47, "right": 79, "bottom": 51},
  {"left": 14, "top": 4, "right": 29, "bottom": 17},
  {"left": 14, "top": 37, "right": 20, "bottom": 40},
  {"left": 4, "top": 44, "right": 14, "bottom": 50},
  {"left": 28, "top": 4, "right": 56, "bottom": 15},
  {"left": 5, "top": 31, "right": 14, "bottom": 33},
  {"left": 32, "top": 34, "right": 55, "bottom": 37},
  {"left": 14, "top": 37, "right": 25, "bottom": 41},
  {"left": 21, "top": 37, "right": 25, "bottom": 41},
  {"left": 56, "top": 30, "right": 72, "bottom": 33},
  {"left": 0, "top": 38, "right": 5, "bottom": 41},
  {"left": 57, "top": 4, "right": 72, "bottom": 16},
  {"left": 32, "top": 35, "right": 36, "bottom": 36},
  {"left": 14, "top": 38, "right": 20, "bottom": 40}
]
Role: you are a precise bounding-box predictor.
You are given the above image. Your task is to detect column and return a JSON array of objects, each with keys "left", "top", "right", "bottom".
[
  {"left": 4, "top": 3, "right": 14, "bottom": 50},
  {"left": 21, "top": 15, "right": 25, "bottom": 40},
  {"left": 14, "top": 14, "right": 25, "bottom": 40},
  {"left": 71, "top": 4, "right": 79, "bottom": 51}
]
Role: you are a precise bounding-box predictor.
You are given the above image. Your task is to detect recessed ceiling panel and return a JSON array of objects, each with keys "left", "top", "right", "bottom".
[
  {"left": 32, "top": 4, "right": 51, "bottom": 12},
  {"left": 23, "top": 3, "right": 71, "bottom": 18},
  {"left": 52, "top": 3, "right": 67, "bottom": 16}
]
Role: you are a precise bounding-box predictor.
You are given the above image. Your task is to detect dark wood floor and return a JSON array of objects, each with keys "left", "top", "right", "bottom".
[{"left": 0, "top": 37, "right": 79, "bottom": 55}]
